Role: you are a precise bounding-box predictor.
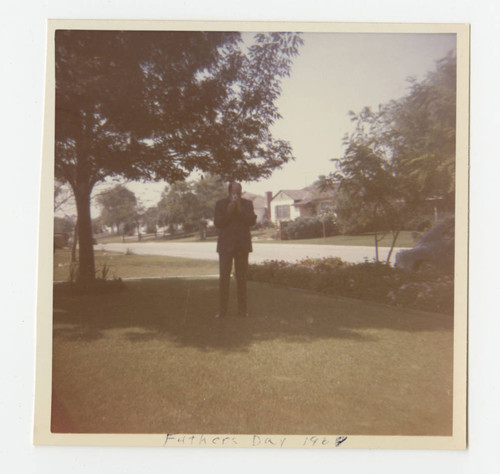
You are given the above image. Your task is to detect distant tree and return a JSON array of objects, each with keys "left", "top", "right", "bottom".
[
  {"left": 54, "top": 216, "right": 74, "bottom": 233},
  {"left": 55, "top": 30, "right": 302, "bottom": 283},
  {"left": 91, "top": 216, "right": 105, "bottom": 235},
  {"left": 96, "top": 185, "right": 138, "bottom": 237},
  {"left": 387, "top": 53, "right": 456, "bottom": 215},
  {"left": 54, "top": 181, "right": 78, "bottom": 260},
  {"left": 54, "top": 180, "right": 74, "bottom": 213},
  {"left": 192, "top": 174, "right": 227, "bottom": 238},
  {"left": 324, "top": 145, "right": 402, "bottom": 262},
  {"left": 142, "top": 206, "right": 161, "bottom": 235},
  {"left": 157, "top": 181, "right": 196, "bottom": 232},
  {"left": 156, "top": 174, "right": 227, "bottom": 238}
]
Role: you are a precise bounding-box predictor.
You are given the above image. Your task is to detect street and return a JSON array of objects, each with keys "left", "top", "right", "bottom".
[{"left": 99, "top": 241, "right": 403, "bottom": 265}]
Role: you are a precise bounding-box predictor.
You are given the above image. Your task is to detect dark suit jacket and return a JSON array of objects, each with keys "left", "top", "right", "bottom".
[{"left": 214, "top": 197, "right": 257, "bottom": 253}]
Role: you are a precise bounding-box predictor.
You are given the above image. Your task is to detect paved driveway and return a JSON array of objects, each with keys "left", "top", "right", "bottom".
[{"left": 99, "top": 241, "right": 402, "bottom": 265}]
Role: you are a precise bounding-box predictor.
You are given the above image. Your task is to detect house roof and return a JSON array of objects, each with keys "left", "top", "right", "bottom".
[
  {"left": 273, "top": 183, "right": 339, "bottom": 205},
  {"left": 274, "top": 189, "right": 309, "bottom": 201}
]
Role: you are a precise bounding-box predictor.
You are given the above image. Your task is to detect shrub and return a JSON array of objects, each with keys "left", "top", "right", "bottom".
[
  {"left": 281, "top": 216, "right": 339, "bottom": 240},
  {"left": 206, "top": 225, "right": 218, "bottom": 237},
  {"left": 247, "top": 258, "right": 453, "bottom": 315},
  {"left": 252, "top": 219, "right": 275, "bottom": 231},
  {"left": 181, "top": 221, "right": 198, "bottom": 233},
  {"left": 59, "top": 261, "right": 125, "bottom": 296},
  {"left": 145, "top": 222, "right": 157, "bottom": 234}
]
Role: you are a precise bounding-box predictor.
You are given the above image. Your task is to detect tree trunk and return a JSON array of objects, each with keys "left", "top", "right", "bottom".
[
  {"left": 374, "top": 232, "right": 379, "bottom": 263},
  {"left": 71, "top": 218, "right": 78, "bottom": 263},
  {"left": 386, "top": 229, "right": 400, "bottom": 265},
  {"left": 199, "top": 220, "right": 207, "bottom": 241},
  {"left": 74, "top": 187, "right": 95, "bottom": 283}
]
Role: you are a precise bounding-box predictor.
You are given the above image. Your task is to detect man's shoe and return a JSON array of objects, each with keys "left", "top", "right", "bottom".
[
  {"left": 215, "top": 313, "right": 226, "bottom": 319},
  {"left": 238, "top": 311, "right": 250, "bottom": 318}
]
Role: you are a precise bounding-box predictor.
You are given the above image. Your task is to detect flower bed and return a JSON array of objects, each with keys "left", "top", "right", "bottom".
[{"left": 247, "top": 257, "right": 453, "bottom": 315}]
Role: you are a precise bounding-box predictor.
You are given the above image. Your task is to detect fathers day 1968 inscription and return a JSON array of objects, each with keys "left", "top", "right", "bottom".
[{"left": 164, "top": 434, "right": 348, "bottom": 448}]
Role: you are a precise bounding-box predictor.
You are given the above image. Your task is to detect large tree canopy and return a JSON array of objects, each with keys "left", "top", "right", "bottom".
[
  {"left": 55, "top": 30, "right": 303, "bottom": 282},
  {"left": 380, "top": 52, "right": 457, "bottom": 210}
]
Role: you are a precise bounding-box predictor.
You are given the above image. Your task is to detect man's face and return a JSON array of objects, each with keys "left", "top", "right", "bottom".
[{"left": 230, "top": 183, "right": 242, "bottom": 197}]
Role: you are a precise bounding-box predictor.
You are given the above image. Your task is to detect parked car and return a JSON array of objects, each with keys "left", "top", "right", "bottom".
[{"left": 395, "top": 216, "right": 455, "bottom": 273}]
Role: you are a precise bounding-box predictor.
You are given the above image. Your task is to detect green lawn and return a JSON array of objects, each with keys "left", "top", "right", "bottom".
[
  {"left": 95, "top": 233, "right": 219, "bottom": 244},
  {"left": 258, "top": 231, "right": 417, "bottom": 247},
  {"left": 94, "top": 234, "right": 125, "bottom": 244},
  {"left": 96, "top": 230, "right": 417, "bottom": 247},
  {"left": 53, "top": 249, "right": 219, "bottom": 282},
  {"left": 52, "top": 278, "right": 453, "bottom": 435},
  {"left": 164, "top": 234, "right": 218, "bottom": 243}
]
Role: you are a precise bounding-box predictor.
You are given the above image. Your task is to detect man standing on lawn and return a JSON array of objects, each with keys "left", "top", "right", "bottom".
[{"left": 214, "top": 182, "right": 257, "bottom": 319}]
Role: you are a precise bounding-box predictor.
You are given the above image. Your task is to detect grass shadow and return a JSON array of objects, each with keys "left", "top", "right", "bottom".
[
  {"left": 53, "top": 278, "right": 452, "bottom": 352},
  {"left": 53, "top": 325, "right": 105, "bottom": 343}
]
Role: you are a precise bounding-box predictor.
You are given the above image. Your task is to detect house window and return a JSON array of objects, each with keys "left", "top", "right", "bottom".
[{"left": 275, "top": 205, "right": 290, "bottom": 220}]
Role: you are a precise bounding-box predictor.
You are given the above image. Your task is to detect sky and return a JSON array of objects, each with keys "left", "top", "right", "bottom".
[
  {"left": 59, "top": 32, "right": 456, "bottom": 217},
  {"left": 245, "top": 32, "right": 456, "bottom": 196}
]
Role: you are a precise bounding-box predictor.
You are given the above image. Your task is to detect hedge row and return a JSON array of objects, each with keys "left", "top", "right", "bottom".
[
  {"left": 280, "top": 216, "right": 339, "bottom": 240},
  {"left": 247, "top": 257, "right": 453, "bottom": 315}
]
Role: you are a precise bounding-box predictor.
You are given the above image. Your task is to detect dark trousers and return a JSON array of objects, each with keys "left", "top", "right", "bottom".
[{"left": 218, "top": 251, "right": 249, "bottom": 315}]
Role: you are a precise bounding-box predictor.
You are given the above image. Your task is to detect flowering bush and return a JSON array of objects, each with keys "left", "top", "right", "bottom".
[
  {"left": 247, "top": 258, "right": 454, "bottom": 315},
  {"left": 387, "top": 275, "right": 454, "bottom": 313}
]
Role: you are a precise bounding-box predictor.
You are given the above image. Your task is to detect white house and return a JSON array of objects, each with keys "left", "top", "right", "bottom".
[
  {"left": 270, "top": 184, "right": 338, "bottom": 223},
  {"left": 270, "top": 189, "right": 307, "bottom": 222}
]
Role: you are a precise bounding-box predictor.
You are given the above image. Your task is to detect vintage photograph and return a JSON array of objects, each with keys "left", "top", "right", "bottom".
[{"left": 35, "top": 21, "right": 469, "bottom": 448}]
